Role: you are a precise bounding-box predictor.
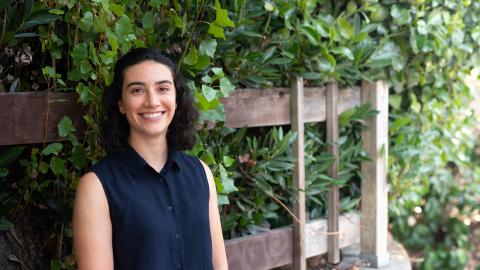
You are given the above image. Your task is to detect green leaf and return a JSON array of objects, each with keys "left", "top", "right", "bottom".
[
  {"left": 109, "top": 3, "right": 124, "bottom": 17},
  {"left": 50, "top": 156, "right": 65, "bottom": 176},
  {"left": 331, "top": 46, "right": 354, "bottom": 60},
  {"left": 300, "top": 25, "right": 320, "bottom": 46},
  {"left": 369, "top": 5, "right": 388, "bottom": 22},
  {"left": 339, "top": 107, "right": 356, "bottom": 126},
  {"left": 42, "top": 143, "right": 63, "bottom": 155},
  {"left": 58, "top": 116, "right": 76, "bottom": 137},
  {"left": 171, "top": 13, "right": 183, "bottom": 28},
  {"left": 337, "top": 17, "right": 353, "bottom": 39},
  {"left": 76, "top": 83, "right": 91, "bottom": 105},
  {"left": 183, "top": 47, "right": 198, "bottom": 65},
  {"left": 199, "top": 39, "right": 217, "bottom": 58},
  {"left": 79, "top": 11, "right": 93, "bottom": 32},
  {"left": 149, "top": 0, "right": 167, "bottom": 8},
  {"left": 471, "top": 26, "right": 480, "bottom": 43},
  {"left": 268, "top": 58, "right": 292, "bottom": 65},
  {"left": 195, "top": 91, "right": 219, "bottom": 111},
  {"left": 19, "top": 14, "right": 60, "bottom": 31},
  {"left": 217, "top": 194, "right": 229, "bottom": 205},
  {"left": 80, "top": 60, "right": 92, "bottom": 74},
  {"left": 0, "top": 168, "right": 8, "bottom": 177},
  {"left": 200, "top": 150, "right": 216, "bottom": 165},
  {"left": 212, "top": 67, "right": 223, "bottom": 76},
  {"left": 221, "top": 177, "right": 238, "bottom": 193},
  {"left": 199, "top": 108, "right": 224, "bottom": 122},
  {"left": 367, "top": 41, "right": 400, "bottom": 68},
  {"left": 49, "top": 9, "right": 64, "bottom": 15},
  {"left": 214, "top": 0, "right": 234, "bottom": 28},
  {"left": 223, "top": 156, "right": 236, "bottom": 167},
  {"left": 0, "top": 218, "right": 14, "bottom": 231},
  {"left": 320, "top": 47, "right": 336, "bottom": 71},
  {"left": 390, "top": 5, "right": 412, "bottom": 26},
  {"left": 93, "top": 10, "right": 108, "bottom": 32},
  {"left": 39, "top": 161, "right": 49, "bottom": 174},
  {"left": 0, "top": 146, "right": 25, "bottom": 166},
  {"left": 106, "top": 31, "right": 118, "bottom": 52},
  {"left": 202, "top": 85, "right": 217, "bottom": 102},
  {"left": 115, "top": 15, "right": 134, "bottom": 36},
  {"left": 194, "top": 55, "right": 211, "bottom": 70},
  {"left": 208, "top": 23, "right": 225, "bottom": 39},
  {"left": 427, "top": 9, "right": 443, "bottom": 26},
  {"left": 71, "top": 43, "right": 88, "bottom": 63},
  {"left": 389, "top": 94, "right": 402, "bottom": 110},
  {"left": 392, "top": 53, "right": 406, "bottom": 71},
  {"left": 70, "top": 145, "right": 86, "bottom": 169},
  {"left": 219, "top": 77, "right": 235, "bottom": 97},
  {"left": 142, "top": 11, "right": 156, "bottom": 30}
]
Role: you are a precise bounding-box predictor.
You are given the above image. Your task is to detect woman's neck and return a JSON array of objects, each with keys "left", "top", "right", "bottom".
[{"left": 127, "top": 134, "right": 169, "bottom": 173}]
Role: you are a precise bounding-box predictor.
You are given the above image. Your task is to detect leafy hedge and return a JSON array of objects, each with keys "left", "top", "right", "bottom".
[{"left": 1, "top": 0, "right": 480, "bottom": 269}]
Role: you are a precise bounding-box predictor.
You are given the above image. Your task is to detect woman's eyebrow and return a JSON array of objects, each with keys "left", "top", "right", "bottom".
[
  {"left": 155, "top": 80, "right": 173, "bottom": 85},
  {"left": 125, "top": 80, "right": 173, "bottom": 88}
]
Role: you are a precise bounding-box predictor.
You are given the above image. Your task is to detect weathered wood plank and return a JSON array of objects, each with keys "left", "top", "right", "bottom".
[
  {"left": 360, "top": 81, "right": 390, "bottom": 268},
  {"left": 221, "top": 87, "right": 361, "bottom": 128},
  {"left": 326, "top": 82, "right": 340, "bottom": 264},
  {"left": 0, "top": 92, "right": 85, "bottom": 145},
  {"left": 225, "top": 213, "right": 360, "bottom": 270},
  {"left": 291, "top": 77, "right": 306, "bottom": 270}
]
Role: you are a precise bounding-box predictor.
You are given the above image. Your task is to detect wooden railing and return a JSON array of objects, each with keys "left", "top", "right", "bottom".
[
  {"left": 222, "top": 79, "right": 390, "bottom": 269},
  {"left": 0, "top": 92, "right": 84, "bottom": 145}
]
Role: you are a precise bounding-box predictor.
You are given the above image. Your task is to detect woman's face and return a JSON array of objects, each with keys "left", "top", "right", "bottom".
[{"left": 118, "top": 60, "right": 176, "bottom": 141}]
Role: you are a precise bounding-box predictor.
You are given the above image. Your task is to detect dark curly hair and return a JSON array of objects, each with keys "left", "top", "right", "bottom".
[{"left": 100, "top": 48, "right": 199, "bottom": 154}]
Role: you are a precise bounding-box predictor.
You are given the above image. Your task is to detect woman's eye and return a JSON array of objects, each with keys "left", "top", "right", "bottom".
[
  {"left": 130, "top": 88, "right": 143, "bottom": 94},
  {"left": 159, "top": 87, "right": 169, "bottom": 93}
]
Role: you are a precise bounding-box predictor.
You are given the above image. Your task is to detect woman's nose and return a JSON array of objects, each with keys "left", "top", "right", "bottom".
[{"left": 144, "top": 89, "right": 160, "bottom": 107}]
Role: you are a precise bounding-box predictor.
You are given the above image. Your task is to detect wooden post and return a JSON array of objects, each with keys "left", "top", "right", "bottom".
[
  {"left": 291, "top": 77, "right": 306, "bottom": 270},
  {"left": 326, "top": 82, "right": 340, "bottom": 264},
  {"left": 360, "top": 81, "right": 390, "bottom": 268}
]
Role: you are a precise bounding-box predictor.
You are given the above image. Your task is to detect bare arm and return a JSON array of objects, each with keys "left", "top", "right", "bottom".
[
  {"left": 73, "top": 172, "right": 114, "bottom": 270},
  {"left": 201, "top": 161, "right": 228, "bottom": 270}
]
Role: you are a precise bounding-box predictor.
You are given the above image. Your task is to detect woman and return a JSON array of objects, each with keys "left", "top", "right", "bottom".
[{"left": 73, "top": 48, "right": 228, "bottom": 270}]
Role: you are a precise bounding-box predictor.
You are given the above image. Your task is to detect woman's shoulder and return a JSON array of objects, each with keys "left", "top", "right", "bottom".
[{"left": 86, "top": 152, "right": 124, "bottom": 186}]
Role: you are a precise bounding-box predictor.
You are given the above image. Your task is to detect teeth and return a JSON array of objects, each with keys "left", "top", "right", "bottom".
[{"left": 142, "top": 112, "right": 164, "bottom": 119}]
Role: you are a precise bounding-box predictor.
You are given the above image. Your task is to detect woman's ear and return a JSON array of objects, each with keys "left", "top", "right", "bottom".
[{"left": 118, "top": 101, "right": 125, "bottom": 114}]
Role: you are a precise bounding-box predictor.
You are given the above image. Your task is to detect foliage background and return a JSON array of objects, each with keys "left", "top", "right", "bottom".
[{"left": 1, "top": 0, "right": 480, "bottom": 269}]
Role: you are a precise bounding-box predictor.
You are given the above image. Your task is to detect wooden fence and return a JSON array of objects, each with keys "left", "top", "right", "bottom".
[
  {"left": 222, "top": 79, "right": 390, "bottom": 269},
  {"left": 0, "top": 79, "right": 390, "bottom": 269}
]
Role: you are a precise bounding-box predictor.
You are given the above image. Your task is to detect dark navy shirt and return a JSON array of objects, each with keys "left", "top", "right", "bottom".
[{"left": 90, "top": 144, "right": 213, "bottom": 270}]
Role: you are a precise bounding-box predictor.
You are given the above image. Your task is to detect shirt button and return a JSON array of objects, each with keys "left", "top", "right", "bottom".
[
  {"left": 168, "top": 206, "right": 173, "bottom": 211},
  {"left": 175, "top": 233, "right": 180, "bottom": 239}
]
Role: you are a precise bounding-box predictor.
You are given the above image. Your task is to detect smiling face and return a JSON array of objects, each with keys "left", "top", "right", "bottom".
[{"left": 118, "top": 60, "right": 176, "bottom": 143}]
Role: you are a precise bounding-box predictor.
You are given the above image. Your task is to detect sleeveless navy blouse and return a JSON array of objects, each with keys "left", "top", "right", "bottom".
[{"left": 89, "top": 144, "right": 213, "bottom": 270}]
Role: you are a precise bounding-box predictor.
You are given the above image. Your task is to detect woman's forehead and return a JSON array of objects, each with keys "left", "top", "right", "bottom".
[{"left": 123, "top": 60, "right": 174, "bottom": 84}]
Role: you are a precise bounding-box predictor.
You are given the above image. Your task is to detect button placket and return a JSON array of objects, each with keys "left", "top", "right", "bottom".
[{"left": 164, "top": 168, "right": 184, "bottom": 269}]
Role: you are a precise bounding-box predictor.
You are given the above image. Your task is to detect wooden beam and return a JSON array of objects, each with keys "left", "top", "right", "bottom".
[
  {"left": 326, "top": 82, "right": 340, "bottom": 264},
  {"left": 360, "top": 81, "right": 390, "bottom": 268},
  {"left": 225, "top": 214, "right": 360, "bottom": 270},
  {"left": 221, "top": 87, "right": 361, "bottom": 128},
  {"left": 0, "top": 92, "right": 85, "bottom": 145},
  {"left": 291, "top": 77, "right": 306, "bottom": 270}
]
